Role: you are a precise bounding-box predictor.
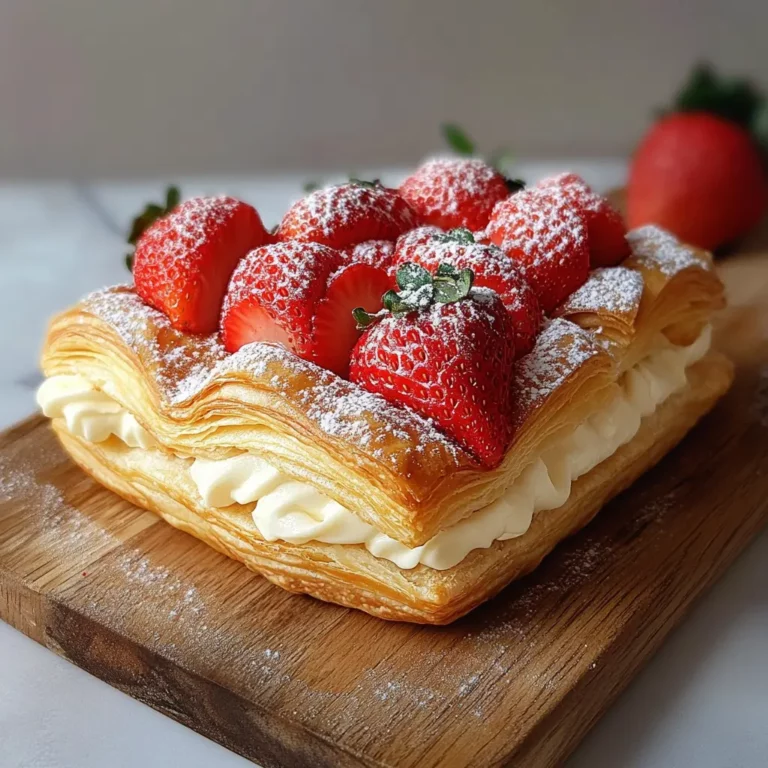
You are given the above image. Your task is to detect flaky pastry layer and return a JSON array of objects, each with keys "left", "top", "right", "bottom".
[
  {"left": 41, "top": 226, "right": 725, "bottom": 547},
  {"left": 52, "top": 352, "right": 732, "bottom": 623}
]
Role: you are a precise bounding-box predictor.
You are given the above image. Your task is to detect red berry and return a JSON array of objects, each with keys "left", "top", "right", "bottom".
[
  {"left": 134, "top": 196, "right": 270, "bottom": 333},
  {"left": 311, "top": 262, "right": 392, "bottom": 376},
  {"left": 341, "top": 239, "right": 395, "bottom": 271},
  {"left": 627, "top": 112, "right": 767, "bottom": 250},
  {"left": 399, "top": 158, "right": 509, "bottom": 231},
  {"left": 538, "top": 173, "right": 630, "bottom": 267},
  {"left": 278, "top": 182, "right": 418, "bottom": 249},
  {"left": 221, "top": 242, "right": 342, "bottom": 357},
  {"left": 391, "top": 234, "right": 540, "bottom": 357},
  {"left": 487, "top": 188, "right": 590, "bottom": 313},
  {"left": 220, "top": 242, "right": 390, "bottom": 377},
  {"left": 393, "top": 225, "right": 444, "bottom": 265},
  {"left": 350, "top": 289, "right": 515, "bottom": 467}
]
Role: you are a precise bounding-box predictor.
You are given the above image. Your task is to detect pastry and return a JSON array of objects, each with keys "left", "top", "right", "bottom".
[{"left": 37, "top": 169, "right": 732, "bottom": 624}]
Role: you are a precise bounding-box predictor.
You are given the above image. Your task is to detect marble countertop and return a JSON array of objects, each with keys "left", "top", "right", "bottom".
[{"left": 1, "top": 165, "right": 765, "bottom": 767}]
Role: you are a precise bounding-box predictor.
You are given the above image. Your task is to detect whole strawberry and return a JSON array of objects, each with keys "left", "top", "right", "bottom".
[
  {"left": 133, "top": 195, "right": 270, "bottom": 333},
  {"left": 350, "top": 263, "right": 516, "bottom": 467},
  {"left": 278, "top": 180, "right": 418, "bottom": 249},
  {"left": 390, "top": 228, "right": 541, "bottom": 357},
  {"left": 399, "top": 158, "right": 511, "bottom": 231},
  {"left": 627, "top": 64, "right": 768, "bottom": 251},
  {"left": 487, "top": 187, "right": 590, "bottom": 313}
]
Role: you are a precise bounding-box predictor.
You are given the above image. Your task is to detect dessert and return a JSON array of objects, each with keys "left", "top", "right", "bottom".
[{"left": 37, "top": 169, "right": 732, "bottom": 624}]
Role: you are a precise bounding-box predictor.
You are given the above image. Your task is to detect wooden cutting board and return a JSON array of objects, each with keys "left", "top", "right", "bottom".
[{"left": 2, "top": 240, "right": 768, "bottom": 768}]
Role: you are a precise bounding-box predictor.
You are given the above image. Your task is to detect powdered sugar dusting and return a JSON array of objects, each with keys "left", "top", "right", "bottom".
[
  {"left": 513, "top": 318, "right": 602, "bottom": 421},
  {"left": 557, "top": 267, "right": 644, "bottom": 317},
  {"left": 280, "top": 183, "right": 417, "bottom": 245},
  {"left": 627, "top": 225, "right": 708, "bottom": 277},
  {"left": 400, "top": 157, "right": 507, "bottom": 229}
]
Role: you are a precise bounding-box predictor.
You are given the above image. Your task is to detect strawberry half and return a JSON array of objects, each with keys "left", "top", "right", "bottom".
[
  {"left": 487, "top": 187, "right": 590, "bottom": 313},
  {"left": 399, "top": 158, "right": 511, "bottom": 231},
  {"left": 350, "top": 263, "right": 516, "bottom": 467},
  {"left": 537, "top": 173, "right": 630, "bottom": 267},
  {"left": 133, "top": 195, "right": 270, "bottom": 333},
  {"left": 278, "top": 181, "right": 418, "bottom": 249},
  {"left": 391, "top": 228, "right": 541, "bottom": 357},
  {"left": 312, "top": 263, "right": 392, "bottom": 376},
  {"left": 220, "top": 242, "right": 389, "bottom": 377}
]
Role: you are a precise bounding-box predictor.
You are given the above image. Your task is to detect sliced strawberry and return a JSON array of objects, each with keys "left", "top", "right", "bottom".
[
  {"left": 221, "top": 242, "right": 342, "bottom": 356},
  {"left": 538, "top": 173, "right": 630, "bottom": 267},
  {"left": 312, "top": 263, "right": 392, "bottom": 376},
  {"left": 391, "top": 229, "right": 541, "bottom": 357},
  {"left": 133, "top": 196, "right": 270, "bottom": 333},
  {"left": 399, "top": 158, "right": 510, "bottom": 231},
  {"left": 278, "top": 181, "right": 418, "bottom": 249},
  {"left": 487, "top": 187, "right": 590, "bottom": 313}
]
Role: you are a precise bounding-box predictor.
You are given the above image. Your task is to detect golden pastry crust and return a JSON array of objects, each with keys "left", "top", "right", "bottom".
[
  {"left": 40, "top": 226, "right": 724, "bottom": 547},
  {"left": 52, "top": 351, "right": 733, "bottom": 624}
]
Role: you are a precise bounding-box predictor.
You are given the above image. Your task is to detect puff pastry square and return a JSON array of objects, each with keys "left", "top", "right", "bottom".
[{"left": 38, "top": 225, "right": 732, "bottom": 623}]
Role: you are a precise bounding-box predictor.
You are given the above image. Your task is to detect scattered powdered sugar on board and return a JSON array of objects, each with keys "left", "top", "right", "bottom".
[
  {"left": 557, "top": 267, "right": 644, "bottom": 318},
  {"left": 626, "top": 225, "right": 707, "bottom": 277}
]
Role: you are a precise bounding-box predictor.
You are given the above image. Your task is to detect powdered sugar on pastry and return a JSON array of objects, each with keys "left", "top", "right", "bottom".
[{"left": 627, "top": 225, "right": 708, "bottom": 276}]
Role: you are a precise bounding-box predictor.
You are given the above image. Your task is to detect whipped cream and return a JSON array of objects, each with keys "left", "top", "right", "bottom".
[
  {"left": 38, "top": 326, "right": 711, "bottom": 570},
  {"left": 189, "top": 327, "right": 712, "bottom": 569},
  {"left": 36, "top": 374, "right": 156, "bottom": 449}
]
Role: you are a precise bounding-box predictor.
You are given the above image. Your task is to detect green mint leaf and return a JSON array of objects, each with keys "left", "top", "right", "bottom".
[
  {"left": 396, "top": 262, "right": 432, "bottom": 291},
  {"left": 455, "top": 267, "right": 474, "bottom": 297},
  {"left": 441, "top": 123, "right": 475, "bottom": 156},
  {"left": 436, "top": 263, "right": 459, "bottom": 278},
  {"left": 433, "top": 280, "right": 460, "bottom": 303},
  {"left": 434, "top": 227, "right": 475, "bottom": 245}
]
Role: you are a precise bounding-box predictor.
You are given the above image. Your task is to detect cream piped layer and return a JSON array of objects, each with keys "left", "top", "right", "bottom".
[
  {"left": 37, "top": 326, "right": 711, "bottom": 570},
  {"left": 37, "top": 374, "right": 156, "bottom": 449}
]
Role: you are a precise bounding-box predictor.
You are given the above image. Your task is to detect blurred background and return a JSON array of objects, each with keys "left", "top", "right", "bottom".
[{"left": 2, "top": 0, "right": 767, "bottom": 179}]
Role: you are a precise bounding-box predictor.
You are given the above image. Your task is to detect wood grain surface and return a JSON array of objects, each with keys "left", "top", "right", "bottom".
[{"left": 1, "top": 242, "right": 768, "bottom": 767}]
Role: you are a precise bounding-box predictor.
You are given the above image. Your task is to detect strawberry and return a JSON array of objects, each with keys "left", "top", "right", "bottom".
[
  {"left": 133, "top": 195, "right": 270, "bottom": 334},
  {"left": 393, "top": 225, "right": 444, "bottom": 264},
  {"left": 627, "top": 113, "right": 767, "bottom": 250},
  {"left": 342, "top": 239, "right": 395, "bottom": 271},
  {"left": 278, "top": 181, "right": 418, "bottom": 249},
  {"left": 391, "top": 228, "right": 540, "bottom": 356},
  {"left": 627, "top": 64, "right": 768, "bottom": 251},
  {"left": 538, "top": 173, "right": 630, "bottom": 267},
  {"left": 220, "top": 242, "right": 389, "bottom": 377},
  {"left": 399, "top": 158, "right": 511, "bottom": 231},
  {"left": 487, "top": 187, "right": 590, "bottom": 313},
  {"left": 350, "top": 263, "right": 516, "bottom": 466},
  {"left": 311, "top": 262, "right": 392, "bottom": 376}
]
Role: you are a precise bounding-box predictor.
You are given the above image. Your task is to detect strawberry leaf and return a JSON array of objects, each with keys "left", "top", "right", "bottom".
[
  {"left": 441, "top": 123, "right": 476, "bottom": 156},
  {"left": 125, "top": 184, "right": 182, "bottom": 272},
  {"left": 434, "top": 227, "right": 475, "bottom": 245},
  {"left": 352, "top": 307, "right": 379, "bottom": 329},
  {"left": 396, "top": 262, "right": 432, "bottom": 291},
  {"left": 505, "top": 177, "right": 526, "bottom": 193}
]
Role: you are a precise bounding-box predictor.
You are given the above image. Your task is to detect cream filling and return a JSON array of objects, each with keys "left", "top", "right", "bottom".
[{"left": 37, "top": 326, "right": 711, "bottom": 571}]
